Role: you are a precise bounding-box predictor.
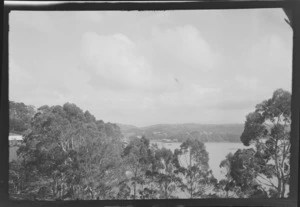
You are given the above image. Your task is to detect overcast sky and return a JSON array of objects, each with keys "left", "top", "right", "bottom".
[{"left": 9, "top": 9, "right": 292, "bottom": 127}]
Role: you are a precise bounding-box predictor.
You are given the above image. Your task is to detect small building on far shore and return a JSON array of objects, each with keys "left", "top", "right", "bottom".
[
  {"left": 9, "top": 133, "right": 23, "bottom": 161},
  {"left": 9, "top": 133, "right": 23, "bottom": 146},
  {"left": 9, "top": 133, "right": 23, "bottom": 141}
]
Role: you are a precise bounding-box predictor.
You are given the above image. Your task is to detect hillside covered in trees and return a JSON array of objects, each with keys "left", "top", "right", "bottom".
[{"left": 8, "top": 89, "right": 291, "bottom": 200}]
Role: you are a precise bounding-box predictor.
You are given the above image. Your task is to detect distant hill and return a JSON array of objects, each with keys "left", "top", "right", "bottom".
[
  {"left": 118, "top": 123, "right": 244, "bottom": 143},
  {"left": 117, "top": 123, "right": 140, "bottom": 131}
]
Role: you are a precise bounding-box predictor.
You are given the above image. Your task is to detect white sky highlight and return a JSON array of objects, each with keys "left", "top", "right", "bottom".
[{"left": 9, "top": 9, "right": 292, "bottom": 127}]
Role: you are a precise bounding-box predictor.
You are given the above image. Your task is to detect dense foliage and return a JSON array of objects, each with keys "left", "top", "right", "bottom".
[
  {"left": 219, "top": 89, "right": 291, "bottom": 198},
  {"left": 9, "top": 101, "right": 35, "bottom": 133},
  {"left": 9, "top": 89, "right": 291, "bottom": 199},
  {"left": 175, "top": 139, "right": 217, "bottom": 198},
  {"left": 9, "top": 102, "right": 216, "bottom": 200},
  {"left": 9, "top": 103, "right": 124, "bottom": 200}
]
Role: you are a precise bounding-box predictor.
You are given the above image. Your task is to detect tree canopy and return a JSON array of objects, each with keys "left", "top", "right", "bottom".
[
  {"left": 9, "top": 88, "right": 292, "bottom": 200},
  {"left": 10, "top": 102, "right": 124, "bottom": 200},
  {"left": 9, "top": 101, "right": 36, "bottom": 133},
  {"left": 176, "top": 138, "right": 217, "bottom": 198},
  {"left": 220, "top": 89, "right": 291, "bottom": 198}
]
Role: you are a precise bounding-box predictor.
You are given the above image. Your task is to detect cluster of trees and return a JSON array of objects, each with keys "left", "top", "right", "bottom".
[
  {"left": 119, "top": 136, "right": 217, "bottom": 199},
  {"left": 9, "top": 101, "right": 35, "bottom": 134},
  {"left": 9, "top": 88, "right": 291, "bottom": 200},
  {"left": 216, "top": 89, "right": 291, "bottom": 198},
  {"left": 9, "top": 102, "right": 217, "bottom": 200},
  {"left": 9, "top": 103, "right": 124, "bottom": 200}
]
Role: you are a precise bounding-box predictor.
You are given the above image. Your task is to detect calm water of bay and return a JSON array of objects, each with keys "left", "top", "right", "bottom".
[{"left": 150, "top": 141, "right": 251, "bottom": 181}]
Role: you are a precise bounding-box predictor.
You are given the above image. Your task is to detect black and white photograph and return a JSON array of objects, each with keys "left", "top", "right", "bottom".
[{"left": 8, "top": 8, "right": 292, "bottom": 200}]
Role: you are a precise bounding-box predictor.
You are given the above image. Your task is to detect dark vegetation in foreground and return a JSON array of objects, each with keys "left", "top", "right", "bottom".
[{"left": 8, "top": 89, "right": 291, "bottom": 200}]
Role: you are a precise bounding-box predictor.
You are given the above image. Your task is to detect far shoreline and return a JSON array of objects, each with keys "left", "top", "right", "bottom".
[{"left": 150, "top": 140, "right": 242, "bottom": 144}]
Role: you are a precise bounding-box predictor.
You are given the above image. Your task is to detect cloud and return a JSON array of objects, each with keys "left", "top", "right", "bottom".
[
  {"left": 235, "top": 75, "right": 259, "bottom": 91},
  {"left": 9, "top": 58, "right": 32, "bottom": 85},
  {"left": 215, "top": 99, "right": 258, "bottom": 111},
  {"left": 151, "top": 25, "right": 220, "bottom": 71},
  {"left": 244, "top": 34, "right": 292, "bottom": 93},
  {"left": 81, "top": 32, "right": 166, "bottom": 92},
  {"left": 158, "top": 83, "right": 220, "bottom": 108},
  {"left": 9, "top": 10, "right": 292, "bottom": 126},
  {"left": 249, "top": 34, "right": 291, "bottom": 68},
  {"left": 9, "top": 59, "right": 33, "bottom": 101}
]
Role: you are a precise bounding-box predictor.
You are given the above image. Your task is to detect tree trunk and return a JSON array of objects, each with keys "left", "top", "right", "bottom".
[
  {"left": 90, "top": 188, "right": 93, "bottom": 200},
  {"left": 189, "top": 149, "right": 193, "bottom": 198},
  {"left": 62, "top": 183, "right": 65, "bottom": 200},
  {"left": 53, "top": 182, "right": 56, "bottom": 198},
  {"left": 52, "top": 181, "right": 55, "bottom": 198},
  {"left": 164, "top": 183, "right": 168, "bottom": 199},
  {"left": 60, "top": 183, "right": 63, "bottom": 199},
  {"left": 71, "top": 137, "right": 74, "bottom": 150},
  {"left": 23, "top": 158, "right": 28, "bottom": 183},
  {"left": 56, "top": 180, "right": 59, "bottom": 199},
  {"left": 133, "top": 182, "right": 136, "bottom": 200},
  {"left": 281, "top": 181, "right": 286, "bottom": 198},
  {"left": 277, "top": 178, "right": 282, "bottom": 198}
]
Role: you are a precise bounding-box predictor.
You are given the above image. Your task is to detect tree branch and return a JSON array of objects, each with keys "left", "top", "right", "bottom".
[{"left": 256, "top": 174, "right": 277, "bottom": 189}]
